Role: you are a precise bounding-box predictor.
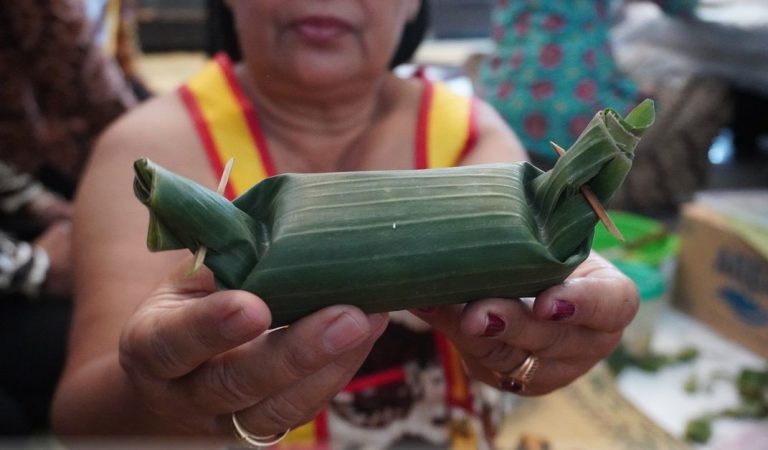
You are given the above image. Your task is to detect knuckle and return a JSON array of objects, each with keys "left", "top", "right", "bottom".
[
  {"left": 146, "top": 327, "right": 184, "bottom": 377},
  {"left": 206, "top": 361, "right": 255, "bottom": 408},
  {"left": 477, "top": 344, "right": 519, "bottom": 371},
  {"left": 118, "top": 328, "right": 140, "bottom": 373},
  {"left": 118, "top": 321, "right": 153, "bottom": 378},
  {"left": 190, "top": 323, "right": 222, "bottom": 353},
  {"left": 538, "top": 327, "right": 567, "bottom": 354},
  {"left": 120, "top": 310, "right": 186, "bottom": 379},
  {"left": 259, "top": 393, "right": 309, "bottom": 431},
  {"left": 583, "top": 294, "right": 603, "bottom": 328}
]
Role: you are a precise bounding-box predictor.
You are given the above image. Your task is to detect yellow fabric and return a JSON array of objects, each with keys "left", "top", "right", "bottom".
[
  {"left": 186, "top": 60, "right": 270, "bottom": 193},
  {"left": 427, "top": 82, "right": 473, "bottom": 168},
  {"left": 285, "top": 422, "right": 319, "bottom": 445}
]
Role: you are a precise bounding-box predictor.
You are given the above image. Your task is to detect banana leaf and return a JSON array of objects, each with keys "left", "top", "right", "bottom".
[{"left": 133, "top": 100, "right": 654, "bottom": 326}]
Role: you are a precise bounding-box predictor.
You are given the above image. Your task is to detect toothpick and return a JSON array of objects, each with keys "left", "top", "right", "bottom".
[
  {"left": 189, "top": 158, "right": 235, "bottom": 274},
  {"left": 549, "top": 142, "right": 624, "bottom": 242}
]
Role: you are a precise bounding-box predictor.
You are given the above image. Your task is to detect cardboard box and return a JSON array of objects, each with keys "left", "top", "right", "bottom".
[{"left": 673, "top": 192, "right": 768, "bottom": 358}]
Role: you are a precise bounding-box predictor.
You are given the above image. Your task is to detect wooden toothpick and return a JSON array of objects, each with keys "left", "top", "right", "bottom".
[
  {"left": 549, "top": 142, "right": 624, "bottom": 242},
  {"left": 189, "top": 158, "right": 235, "bottom": 274}
]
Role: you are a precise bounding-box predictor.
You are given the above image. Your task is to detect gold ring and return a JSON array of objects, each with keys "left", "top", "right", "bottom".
[
  {"left": 495, "top": 354, "right": 540, "bottom": 393},
  {"left": 232, "top": 412, "right": 290, "bottom": 448}
]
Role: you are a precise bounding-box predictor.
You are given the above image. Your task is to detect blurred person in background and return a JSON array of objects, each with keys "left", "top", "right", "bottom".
[
  {"left": 479, "top": 0, "right": 731, "bottom": 213},
  {"left": 85, "top": 0, "right": 152, "bottom": 100},
  {"left": 0, "top": 162, "right": 72, "bottom": 435},
  {"left": 0, "top": 0, "right": 136, "bottom": 434}
]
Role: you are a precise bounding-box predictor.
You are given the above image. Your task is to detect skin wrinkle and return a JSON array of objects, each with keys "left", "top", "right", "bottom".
[
  {"left": 475, "top": 340, "right": 522, "bottom": 372},
  {"left": 259, "top": 390, "right": 312, "bottom": 431},
  {"left": 206, "top": 356, "right": 264, "bottom": 412},
  {"left": 534, "top": 321, "right": 570, "bottom": 355}
]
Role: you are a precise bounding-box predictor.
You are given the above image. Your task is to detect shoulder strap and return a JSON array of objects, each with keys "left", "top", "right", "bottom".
[
  {"left": 178, "top": 53, "right": 275, "bottom": 199},
  {"left": 416, "top": 79, "right": 478, "bottom": 170}
]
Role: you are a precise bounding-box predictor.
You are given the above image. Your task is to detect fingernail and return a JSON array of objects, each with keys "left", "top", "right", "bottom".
[
  {"left": 482, "top": 313, "right": 506, "bottom": 337},
  {"left": 221, "top": 305, "right": 261, "bottom": 340},
  {"left": 550, "top": 300, "right": 575, "bottom": 321},
  {"left": 323, "top": 312, "right": 367, "bottom": 353},
  {"left": 499, "top": 379, "right": 524, "bottom": 393}
]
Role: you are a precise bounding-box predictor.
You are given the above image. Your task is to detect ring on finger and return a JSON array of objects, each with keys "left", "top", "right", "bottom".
[
  {"left": 493, "top": 353, "right": 540, "bottom": 393},
  {"left": 232, "top": 412, "right": 290, "bottom": 448}
]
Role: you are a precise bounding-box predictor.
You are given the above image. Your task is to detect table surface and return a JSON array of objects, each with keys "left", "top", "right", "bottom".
[{"left": 616, "top": 307, "right": 767, "bottom": 450}]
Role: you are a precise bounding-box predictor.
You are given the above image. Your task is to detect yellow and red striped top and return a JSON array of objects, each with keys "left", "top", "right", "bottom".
[{"left": 180, "top": 53, "right": 478, "bottom": 199}]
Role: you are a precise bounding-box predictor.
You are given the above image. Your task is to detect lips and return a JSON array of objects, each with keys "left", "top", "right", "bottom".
[{"left": 291, "top": 16, "right": 353, "bottom": 44}]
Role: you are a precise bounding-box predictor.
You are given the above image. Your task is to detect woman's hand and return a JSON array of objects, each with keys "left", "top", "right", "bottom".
[
  {"left": 119, "top": 260, "right": 389, "bottom": 436},
  {"left": 411, "top": 253, "right": 638, "bottom": 395}
]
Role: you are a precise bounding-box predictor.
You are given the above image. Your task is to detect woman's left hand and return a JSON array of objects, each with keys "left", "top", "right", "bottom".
[{"left": 411, "top": 252, "right": 639, "bottom": 395}]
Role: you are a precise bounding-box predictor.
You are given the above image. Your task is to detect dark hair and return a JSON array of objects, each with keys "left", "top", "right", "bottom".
[{"left": 205, "top": 0, "right": 429, "bottom": 69}]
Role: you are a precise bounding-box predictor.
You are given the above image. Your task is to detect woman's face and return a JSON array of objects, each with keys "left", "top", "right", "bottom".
[{"left": 228, "top": 0, "right": 421, "bottom": 90}]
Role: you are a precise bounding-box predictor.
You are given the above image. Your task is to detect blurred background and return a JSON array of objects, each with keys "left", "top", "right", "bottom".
[
  {"left": 136, "top": 0, "right": 767, "bottom": 191},
  {"left": 1, "top": 0, "right": 766, "bottom": 449}
]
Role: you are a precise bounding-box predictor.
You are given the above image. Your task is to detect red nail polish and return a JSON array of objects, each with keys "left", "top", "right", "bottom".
[
  {"left": 551, "top": 300, "right": 575, "bottom": 321},
  {"left": 482, "top": 313, "right": 506, "bottom": 337}
]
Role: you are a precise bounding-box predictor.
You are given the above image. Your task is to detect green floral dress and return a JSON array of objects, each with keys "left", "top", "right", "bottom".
[{"left": 479, "top": 0, "right": 697, "bottom": 165}]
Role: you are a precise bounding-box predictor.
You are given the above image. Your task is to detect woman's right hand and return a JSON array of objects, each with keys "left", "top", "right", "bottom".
[{"left": 119, "top": 260, "right": 389, "bottom": 436}]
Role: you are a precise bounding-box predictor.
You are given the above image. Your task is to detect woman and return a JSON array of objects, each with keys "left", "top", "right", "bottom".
[{"left": 52, "top": 1, "right": 638, "bottom": 448}]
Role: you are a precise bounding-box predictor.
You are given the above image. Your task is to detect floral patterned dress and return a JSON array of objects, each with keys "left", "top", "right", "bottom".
[{"left": 479, "top": 0, "right": 697, "bottom": 165}]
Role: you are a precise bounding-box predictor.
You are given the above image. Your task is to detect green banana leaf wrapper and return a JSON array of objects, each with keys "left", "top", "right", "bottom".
[{"left": 134, "top": 100, "right": 654, "bottom": 326}]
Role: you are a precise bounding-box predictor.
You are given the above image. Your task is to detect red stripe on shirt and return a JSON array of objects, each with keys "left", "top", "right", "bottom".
[
  {"left": 343, "top": 367, "right": 407, "bottom": 394},
  {"left": 215, "top": 53, "right": 277, "bottom": 177},
  {"left": 414, "top": 79, "right": 434, "bottom": 170},
  {"left": 314, "top": 410, "right": 329, "bottom": 442},
  {"left": 434, "top": 332, "right": 473, "bottom": 410}
]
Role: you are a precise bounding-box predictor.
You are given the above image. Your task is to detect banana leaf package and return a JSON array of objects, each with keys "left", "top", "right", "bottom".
[{"left": 134, "top": 100, "right": 654, "bottom": 326}]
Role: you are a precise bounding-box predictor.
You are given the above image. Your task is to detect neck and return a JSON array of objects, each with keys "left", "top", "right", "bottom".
[{"left": 237, "top": 65, "right": 394, "bottom": 172}]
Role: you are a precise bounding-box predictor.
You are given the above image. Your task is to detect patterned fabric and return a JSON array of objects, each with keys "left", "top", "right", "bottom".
[
  {"left": 0, "top": 232, "right": 49, "bottom": 299},
  {"left": 0, "top": 162, "right": 49, "bottom": 299},
  {"left": 0, "top": 0, "right": 135, "bottom": 190},
  {"left": 0, "top": 163, "right": 44, "bottom": 216},
  {"left": 479, "top": 0, "right": 697, "bottom": 165},
  {"left": 179, "top": 55, "right": 506, "bottom": 450}
]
